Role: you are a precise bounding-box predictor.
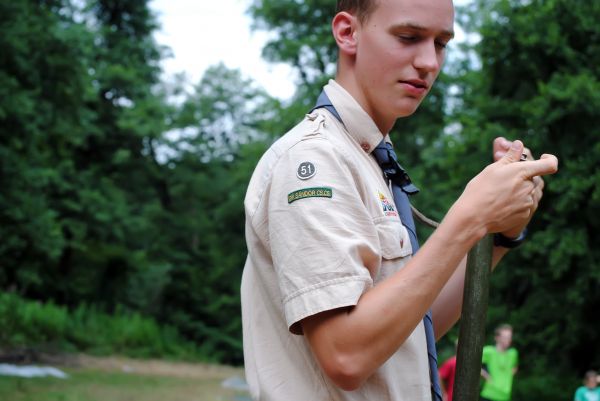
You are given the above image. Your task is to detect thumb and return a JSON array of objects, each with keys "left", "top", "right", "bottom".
[{"left": 498, "top": 139, "right": 524, "bottom": 164}]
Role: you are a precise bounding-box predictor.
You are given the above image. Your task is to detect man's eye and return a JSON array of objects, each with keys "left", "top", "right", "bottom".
[
  {"left": 435, "top": 41, "right": 449, "bottom": 49},
  {"left": 398, "top": 35, "right": 418, "bottom": 42}
]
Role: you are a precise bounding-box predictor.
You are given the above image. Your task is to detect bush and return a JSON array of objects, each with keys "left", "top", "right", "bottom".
[
  {"left": 513, "top": 371, "right": 578, "bottom": 401},
  {"left": 0, "top": 293, "right": 205, "bottom": 360}
]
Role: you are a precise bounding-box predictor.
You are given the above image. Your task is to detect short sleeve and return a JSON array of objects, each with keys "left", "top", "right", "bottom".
[
  {"left": 482, "top": 345, "right": 492, "bottom": 365},
  {"left": 268, "top": 136, "right": 381, "bottom": 334},
  {"left": 511, "top": 349, "right": 519, "bottom": 368}
]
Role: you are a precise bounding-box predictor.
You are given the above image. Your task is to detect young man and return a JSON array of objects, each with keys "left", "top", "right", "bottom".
[
  {"left": 241, "top": 0, "right": 558, "bottom": 400},
  {"left": 480, "top": 324, "right": 519, "bottom": 401}
]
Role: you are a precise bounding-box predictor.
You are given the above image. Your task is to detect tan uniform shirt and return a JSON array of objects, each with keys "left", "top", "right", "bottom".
[{"left": 241, "top": 80, "right": 431, "bottom": 401}]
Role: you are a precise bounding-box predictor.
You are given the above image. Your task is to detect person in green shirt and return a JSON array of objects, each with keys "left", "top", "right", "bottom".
[
  {"left": 480, "top": 324, "right": 519, "bottom": 401},
  {"left": 573, "top": 370, "right": 600, "bottom": 401}
]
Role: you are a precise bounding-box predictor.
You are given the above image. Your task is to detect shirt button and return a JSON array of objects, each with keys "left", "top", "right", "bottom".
[{"left": 361, "top": 143, "right": 370, "bottom": 152}]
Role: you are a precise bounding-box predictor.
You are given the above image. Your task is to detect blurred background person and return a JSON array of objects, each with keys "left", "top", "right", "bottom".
[
  {"left": 480, "top": 324, "right": 518, "bottom": 401},
  {"left": 439, "top": 340, "right": 458, "bottom": 401},
  {"left": 573, "top": 370, "right": 600, "bottom": 401}
]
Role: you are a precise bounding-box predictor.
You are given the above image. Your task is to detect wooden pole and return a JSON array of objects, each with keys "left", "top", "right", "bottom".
[{"left": 453, "top": 234, "right": 493, "bottom": 401}]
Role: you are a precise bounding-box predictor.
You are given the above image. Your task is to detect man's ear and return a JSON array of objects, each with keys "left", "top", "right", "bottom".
[{"left": 332, "top": 11, "right": 358, "bottom": 56}]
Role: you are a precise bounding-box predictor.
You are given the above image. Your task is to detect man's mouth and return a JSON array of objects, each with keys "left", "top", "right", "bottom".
[{"left": 400, "top": 79, "right": 428, "bottom": 89}]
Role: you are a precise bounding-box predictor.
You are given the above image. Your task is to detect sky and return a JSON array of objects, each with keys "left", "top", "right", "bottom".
[{"left": 150, "top": 0, "right": 297, "bottom": 101}]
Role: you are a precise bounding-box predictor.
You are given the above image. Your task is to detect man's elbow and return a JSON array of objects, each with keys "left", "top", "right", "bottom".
[
  {"left": 329, "top": 371, "right": 364, "bottom": 392},
  {"left": 321, "top": 353, "right": 370, "bottom": 391}
]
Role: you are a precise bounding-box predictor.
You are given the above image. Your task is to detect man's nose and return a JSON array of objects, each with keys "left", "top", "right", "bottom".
[{"left": 413, "top": 41, "right": 441, "bottom": 72}]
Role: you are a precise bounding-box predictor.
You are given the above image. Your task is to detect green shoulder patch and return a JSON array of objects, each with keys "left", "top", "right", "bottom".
[{"left": 288, "top": 187, "right": 333, "bottom": 204}]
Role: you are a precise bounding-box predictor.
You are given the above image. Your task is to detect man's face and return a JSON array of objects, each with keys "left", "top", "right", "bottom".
[
  {"left": 495, "top": 329, "right": 513, "bottom": 350},
  {"left": 353, "top": 0, "right": 454, "bottom": 124},
  {"left": 585, "top": 377, "right": 597, "bottom": 389}
]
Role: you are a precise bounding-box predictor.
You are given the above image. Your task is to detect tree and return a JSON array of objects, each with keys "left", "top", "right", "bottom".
[
  {"left": 0, "top": 0, "right": 173, "bottom": 311},
  {"left": 0, "top": 0, "right": 281, "bottom": 364},
  {"left": 150, "top": 64, "right": 282, "bottom": 363},
  {"left": 0, "top": 0, "right": 96, "bottom": 297}
]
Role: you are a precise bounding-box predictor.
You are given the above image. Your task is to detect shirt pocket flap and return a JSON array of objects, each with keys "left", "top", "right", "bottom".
[{"left": 374, "top": 217, "right": 413, "bottom": 260}]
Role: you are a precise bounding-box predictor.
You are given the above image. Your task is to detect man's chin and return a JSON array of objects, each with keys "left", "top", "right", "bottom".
[
  {"left": 395, "top": 94, "right": 426, "bottom": 115},
  {"left": 394, "top": 103, "right": 421, "bottom": 118}
]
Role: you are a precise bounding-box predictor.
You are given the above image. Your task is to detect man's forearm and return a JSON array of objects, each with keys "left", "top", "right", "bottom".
[{"left": 303, "top": 208, "right": 484, "bottom": 389}]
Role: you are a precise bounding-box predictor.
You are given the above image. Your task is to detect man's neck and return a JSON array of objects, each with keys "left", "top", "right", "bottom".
[{"left": 333, "top": 75, "right": 395, "bottom": 134}]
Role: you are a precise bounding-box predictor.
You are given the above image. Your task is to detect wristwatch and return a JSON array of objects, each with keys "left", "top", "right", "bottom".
[{"left": 493, "top": 228, "right": 528, "bottom": 248}]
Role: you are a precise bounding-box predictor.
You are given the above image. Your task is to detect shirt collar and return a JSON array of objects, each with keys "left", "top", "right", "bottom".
[{"left": 323, "top": 79, "right": 388, "bottom": 154}]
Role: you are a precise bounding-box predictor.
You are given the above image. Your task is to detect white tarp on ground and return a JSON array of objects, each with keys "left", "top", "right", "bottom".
[
  {"left": 222, "top": 376, "right": 251, "bottom": 401},
  {"left": 0, "top": 364, "right": 68, "bottom": 379},
  {"left": 221, "top": 375, "right": 249, "bottom": 392}
]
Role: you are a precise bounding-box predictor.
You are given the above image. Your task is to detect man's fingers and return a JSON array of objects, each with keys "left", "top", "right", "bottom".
[
  {"left": 493, "top": 137, "right": 511, "bottom": 153},
  {"left": 493, "top": 137, "right": 511, "bottom": 161},
  {"left": 532, "top": 176, "right": 544, "bottom": 191},
  {"left": 521, "top": 154, "right": 559, "bottom": 178},
  {"left": 522, "top": 146, "right": 534, "bottom": 160},
  {"left": 493, "top": 138, "right": 537, "bottom": 163},
  {"left": 499, "top": 140, "right": 524, "bottom": 164}
]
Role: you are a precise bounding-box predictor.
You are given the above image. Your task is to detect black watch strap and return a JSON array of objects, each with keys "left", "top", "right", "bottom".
[{"left": 494, "top": 227, "right": 528, "bottom": 248}]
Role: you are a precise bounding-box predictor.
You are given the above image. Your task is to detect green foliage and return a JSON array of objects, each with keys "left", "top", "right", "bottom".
[
  {"left": 249, "top": 0, "right": 337, "bottom": 89},
  {"left": 0, "top": 293, "right": 67, "bottom": 347},
  {"left": 447, "top": 1, "right": 600, "bottom": 399},
  {"left": 0, "top": 0, "right": 266, "bottom": 364},
  {"left": 0, "top": 0, "right": 169, "bottom": 306},
  {"left": 154, "top": 138, "right": 273, "bottom": 364},
  {"left": 172, "top": 63, "right": 281, "bottom": 160},
  {"left": 0, "top": 292, "right": 201, "bottom": 360}
]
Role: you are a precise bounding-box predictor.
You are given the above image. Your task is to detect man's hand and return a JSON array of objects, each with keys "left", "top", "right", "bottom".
[
  {"left": 491, "top": 137, "right": 552, "bottom": 238},
  {"left": 454, "top": 138, "right": 558, "bottom": 236}
]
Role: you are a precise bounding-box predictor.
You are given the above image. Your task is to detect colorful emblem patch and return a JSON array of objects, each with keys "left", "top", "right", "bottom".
[
  {"left": 379, "top": 191, "right": 398, "bottom": 217},
  {"left": 288, "top": 187, "right": 332, "bottom": 204}
]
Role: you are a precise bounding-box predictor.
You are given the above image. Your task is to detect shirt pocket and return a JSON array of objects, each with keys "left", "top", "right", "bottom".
[{"left": 373, "top": 216, "right": 413, "bottom": 260}]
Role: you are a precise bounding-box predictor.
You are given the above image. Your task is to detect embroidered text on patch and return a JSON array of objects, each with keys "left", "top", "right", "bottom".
[
  {"left": 378, "top": 191, "right": 398, "bottom": 217},
  {"left": 288, "top": 187, "right": 333, "bottom": 204}
]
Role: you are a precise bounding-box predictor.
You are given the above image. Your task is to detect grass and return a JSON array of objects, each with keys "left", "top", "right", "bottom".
[{"left": 0, "top": 366, "right": 249, "bottom": 401}]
